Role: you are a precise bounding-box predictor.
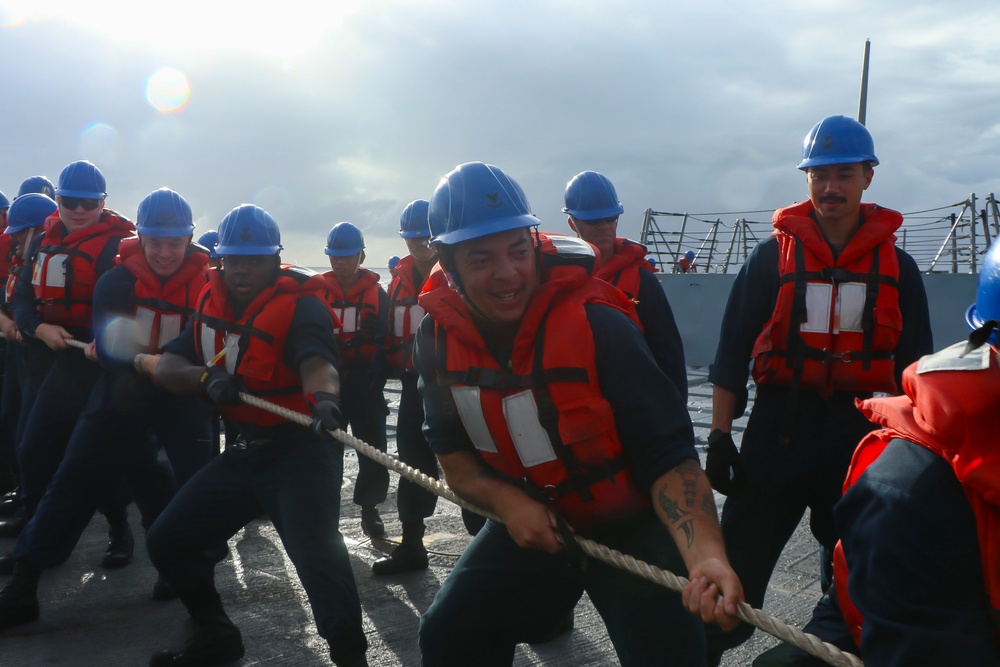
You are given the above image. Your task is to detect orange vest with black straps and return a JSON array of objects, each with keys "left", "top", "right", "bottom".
[
  {"left": 595, "top": 238, "right": 653, "bottom": 301},
  {"left": 387, "top": 255, "right": 431, "bottom": 372},
  {"left": 419, "top": 234, "right": 649, "bottom": 528},
  {"left": 31, "top": 209, "right": 135, "bottom": 329},
  {"left": 323, "top": 268, "right": 383, "bottom": 366},
  {"left": 193, "top": 265, "right": 331, "bottom": 427},
  {"left": 751, "top": 202, "right": 903, "bottom": 397},
  {"left": 116, "top": 237, "right": 209, "bottom": 353},
  {"left": 833, "top": 341, "right": 1000, "bottom": 648}
]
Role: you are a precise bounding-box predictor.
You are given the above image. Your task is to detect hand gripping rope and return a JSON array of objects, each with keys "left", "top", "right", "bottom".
[{"left": 236, "top": 390, "right": 864, "bottom": 667}]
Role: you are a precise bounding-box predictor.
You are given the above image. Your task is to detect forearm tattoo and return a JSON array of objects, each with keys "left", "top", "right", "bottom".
[{"left": 658, "top": 487, "right": 696, "bottom": 549}]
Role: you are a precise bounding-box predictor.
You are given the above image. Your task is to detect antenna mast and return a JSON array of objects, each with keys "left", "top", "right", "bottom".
[{"left": 858, "top": 39, "right": 871, "bottom": 125}]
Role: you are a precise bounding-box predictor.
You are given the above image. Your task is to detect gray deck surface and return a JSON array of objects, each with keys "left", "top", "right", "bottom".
[{"left": 0, "top": 370, "right": 823, "bottom": 666}]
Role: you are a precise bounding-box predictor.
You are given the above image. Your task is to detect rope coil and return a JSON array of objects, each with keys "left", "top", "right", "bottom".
[{"left": 239, "top": 392, "right": 864, "bottom": 667}]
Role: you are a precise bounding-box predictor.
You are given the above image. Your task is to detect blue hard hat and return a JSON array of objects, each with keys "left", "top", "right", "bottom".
[
  {"left": 388, "top": 255, "right": 400, "bottom": 269},
  {"left": 325, "top": 222, "right": 365, "bottom": 257},
  {"left": 966, "top": 241, "right": 1000, "bottom": 344},
  {"left": 4, "top": 193, "right": 58, "bottom": 235},
  {"left": 136, "top": 188, "right": 194, "bottom": 238},
  {"left": 399, "top": 199, "right": 431, "bottom": 238},
  {"left": 215, "top": 204, "right": 282, "bottom": 256},
  {"left": 562, "top": 170, "right": 624, "bottom": 221},
  {"left": 685, "top": 250, "right": 695, "bottom": 261},
  {"left": 648, "top": 257, "right": 657, "bottom": 268},
  {"left": 798, "top": 115, "right": 879, "bottom": 170},
  {"left": 429, "top": 162, "right": 538, "bottom": 246},
  {"left": 197, "top": 230, "right": 220, "bottom": 258},
  {"left": 0, "top": 191, "right": 7, "bottom": 210},
  {"left": 55, "top": 160, "right": 107, "bottom": 199},
  {"left": 16, "top": 176, "right": 55, "bottom": 199}
]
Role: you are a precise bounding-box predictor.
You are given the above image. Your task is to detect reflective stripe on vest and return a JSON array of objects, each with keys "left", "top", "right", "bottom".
[
  {"left": 452, "top": 386, "right": 559, "bottom": 466},
  {"left": 134, "top": 307, "right": 183, "bottom": 351}
]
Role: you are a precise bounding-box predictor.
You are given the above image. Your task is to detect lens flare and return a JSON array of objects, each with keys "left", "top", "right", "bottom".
[
  {"left": 146, "top": 67, "right": 191, "bottom": 113},
  {"left": 79, "top": 122, "right": 121, "bottom": 166}
]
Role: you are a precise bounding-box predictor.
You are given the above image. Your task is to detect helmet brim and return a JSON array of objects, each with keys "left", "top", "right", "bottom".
[
  {"left": 561, "top": 203, "right": 625, "bottom": 220},
  {"left": 797, "top": 155, "right": 880, "bottom": 170},
  {"left": 431, "top": 214, "right": 538, "bottom": 246}
]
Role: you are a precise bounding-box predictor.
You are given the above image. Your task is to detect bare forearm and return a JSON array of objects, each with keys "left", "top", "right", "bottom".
[
  {"left": 299, "top": 355, "right": 340, "bottom": 398},
  {"left": 151, "top": 352, "right": 205, "bottom": 394},
  {"left": 651, "top": 458, "right": 727, "bottom": 566},
  {"left": 711, "top": 385, "right": 738, "bottom": 432}
]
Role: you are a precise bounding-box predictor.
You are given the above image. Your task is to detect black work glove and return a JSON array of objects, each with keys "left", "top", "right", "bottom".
[
  {"left": 705, "top": 429, "right": 747, "bottom": 496},
  {"left": 200, "top": 365, "right": 243, "bottom": 406},
  {"left": 309, "top": 391, "right": 347, "bottom": 434}
]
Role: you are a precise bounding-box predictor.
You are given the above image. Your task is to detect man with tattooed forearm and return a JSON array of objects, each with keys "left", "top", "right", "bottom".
[{"left": 413, "top": 162, "right": 744, "bottom": 667}]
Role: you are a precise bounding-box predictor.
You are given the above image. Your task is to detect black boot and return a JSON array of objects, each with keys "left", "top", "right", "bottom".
[
  {"left": 149, "top": 587, "right": 245, "bottom": 666},
  {"left": 152, "top": 576, "right": 178, "bottom": 601},
  {"left": 0, "top": 516, "right": 25, "bottom": 539},
  {"left": 0, "top": 561, "right": 42, "bottom": 631},
  {"left": 359, "top": 506, "right": 384, "bottom": 538},
  {"left": 102, "top": 509, "right": 134, "bottom": 569},
  {"left": 372, "top": 521, "right": 428, "bottom": 576}
]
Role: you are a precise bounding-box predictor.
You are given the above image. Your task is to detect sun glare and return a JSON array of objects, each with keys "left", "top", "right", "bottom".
[{"left": 2, "top": 1, "right": 365, "bottom": 57}]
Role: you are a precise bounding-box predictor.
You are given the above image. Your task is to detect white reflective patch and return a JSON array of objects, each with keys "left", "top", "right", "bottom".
[
  {"left": 134, "top": 307, "right": 156, "bottom": 345},
  {"left": 222, "top": 333, "right": 240, "bottom": 373},
  {"left": 392, "top": 306, "right": 407, "bottom": 338},
  {"left": 917, "top": 341, "right": 991, "bottom": 374},
  {"left": 451, "top": 386, "right": 497, "bottom": 453},
  {"left": 158, "top": 314, "right": 182, "bottom": 349},
  {"left": 503, "top": 390, "right": 557, "bottom": 467},
  {"left": 548, "top": 234, "right": 596, "bottom": 259},
  {"left": 800, "top": 283, "right": 832, "bottom": 333},
  {"left": 31, "top": 252, "right": 47, "bottom": 286},
  {"left": 332, "top": 308, "right": 343, "bottom": 334},
  {"left": 408, "top": 305, "right": 425, "bottom": 335},
  {"left": 199, "top": 326, "right": 218, "bottom": 366},
  {"left": 341, "top": 306, "right": 358, "bottom": 333},
  {"left": 834, "top": 282, "right": 866, "bottom": 333},
  {"left": 38, "top": 253, "right": 69, "bottom": 288}
]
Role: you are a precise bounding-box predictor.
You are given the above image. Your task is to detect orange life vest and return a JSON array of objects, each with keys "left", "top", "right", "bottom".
[
  {"left": 833, "top": 341, "right": 1000, "bottom": 647},
  {"left": 322, "top": 268, "right": 384, "bottom": 366},
  {"left": 3, "top": 254, "right": 23, "bottom": 310},
  {"left": 0, "top": 234, "right": 15, "bottom": 293},
  {"left": 193, "top": 265, "right": 331, "bottom": 427},
  {"left": 419, "top": 233, "right": 649, "bottom": 528},
  {"left": 116, "top": 237, "right": 209, "bottom": 353},
  {"left": 595, "top": 238, "right": 653, "bottom": 301},
  {"left": 751, "top": 201, "right": 903, "bottom": 397},
  {"left": 30, "top": 209, "right": 135, "bottom": 329},
  {"left": 386, "top": 255, "right": 432, "bottom": 372}
]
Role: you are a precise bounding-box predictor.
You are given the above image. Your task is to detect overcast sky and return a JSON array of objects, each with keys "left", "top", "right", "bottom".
[{"left": 2, "top": 0, "right": 999, "bottom": 268}]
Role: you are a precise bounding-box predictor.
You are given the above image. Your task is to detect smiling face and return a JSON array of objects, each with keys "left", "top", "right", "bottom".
[
  {"left": 450, "top": 227, "right": 538, "bottom": 330},
  {"left": 141, "top": 234, "right": 191, "bottom": 279},
  {"left": 57, "top": 195, "right": 104, "bottom": 233}
]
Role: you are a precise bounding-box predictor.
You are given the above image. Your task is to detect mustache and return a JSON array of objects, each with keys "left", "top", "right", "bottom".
[{"left": 819, "top": 195, "right": 848, "bottom": 203}]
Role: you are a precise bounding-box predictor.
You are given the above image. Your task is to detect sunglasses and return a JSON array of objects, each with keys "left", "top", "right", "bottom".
[
  {"left": 59, "top": 197, "right": 102, "bottom": 211},
  {"left": 578, "top": 216, "right": 619, "bottom": 226}
]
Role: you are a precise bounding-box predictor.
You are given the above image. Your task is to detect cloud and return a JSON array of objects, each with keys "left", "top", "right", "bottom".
[{"left": 1, "top": 1, "right": 998, "bottom": 268}]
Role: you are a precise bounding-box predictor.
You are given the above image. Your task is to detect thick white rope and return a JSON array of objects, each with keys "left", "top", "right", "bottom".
[{"left": 239, "top": 392, "right": 864, "bottom": 667}]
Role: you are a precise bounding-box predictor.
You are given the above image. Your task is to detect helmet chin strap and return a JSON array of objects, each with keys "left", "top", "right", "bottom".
[{"left": 962, "top": 319, "right": 1000, "bottom": 356}]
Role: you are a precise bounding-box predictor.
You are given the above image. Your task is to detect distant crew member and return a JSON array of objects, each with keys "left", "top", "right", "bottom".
[
  {"left": 564, "top": 170, "right": 688, "bottom": 401},
  {"left": 416, "top": 162, "right": 744, "bottom": 666},
  {"left": 373, "top": 200, "right": 439, "bottom": 575},
  {"left": 0, "top": 194, "right": 51, "bottom": 505},
  {"left": 4, "top": 161, "right": 136, "bottom": 570},
  {"left": 704, "top": 115, "right": 934, "bottom": 664},
  {"left": 197, "top": 229, "right": 221, "bottom": 269},
  {"left": 677, "top": 250, "right": 696, "bottom": 273},
  {"left": 144, "top": 204, "right": 369, "bottom": 667},
  {"left": 387, "top": 255, "right": 400, "bottom": 279},
  {"left": 322, "top": 222, "right": 390, "bottom": 539}
]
